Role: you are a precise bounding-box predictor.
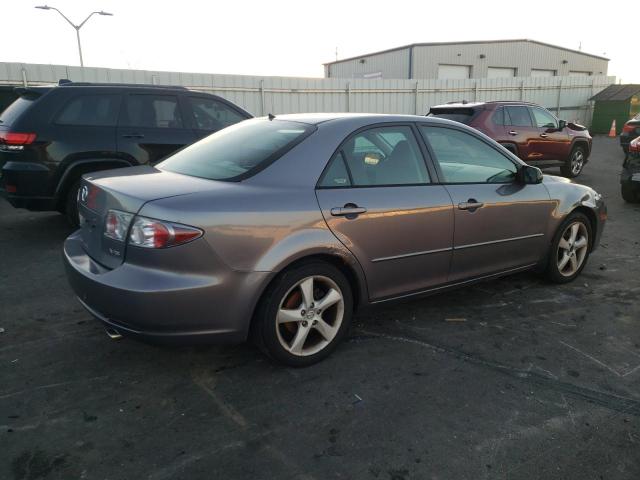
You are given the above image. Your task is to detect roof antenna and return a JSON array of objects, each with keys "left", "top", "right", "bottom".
[{"left": 268, "top": 113, "right": 276, "bottom": 121}]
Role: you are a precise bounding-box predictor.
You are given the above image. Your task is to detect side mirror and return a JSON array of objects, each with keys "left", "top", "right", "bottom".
[
  {"left": 518, "top": 165, "right": 543, "bottom": 184},
  {"left": 558, "top": 120, "right": 567, "bottom": 130}
]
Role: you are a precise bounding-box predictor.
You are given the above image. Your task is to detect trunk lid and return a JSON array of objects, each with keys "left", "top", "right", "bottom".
[{"left": 78, "top": 165, "right": 218, "bottom": 268}]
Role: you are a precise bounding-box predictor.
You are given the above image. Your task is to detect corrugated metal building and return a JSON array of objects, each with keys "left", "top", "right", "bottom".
[{"left": 325, "top": 39, "right": 609, "bottom": 80}]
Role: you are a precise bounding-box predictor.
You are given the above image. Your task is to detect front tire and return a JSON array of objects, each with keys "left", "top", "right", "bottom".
[
  {"left": 561, "top": 146, "right": 586, "bottom": 178},
  {"left": 252, "top": 261, "right": 353, "bottom": 367},
  {"left": 545, "top": 212, "right": 592, "bottom": 283}
]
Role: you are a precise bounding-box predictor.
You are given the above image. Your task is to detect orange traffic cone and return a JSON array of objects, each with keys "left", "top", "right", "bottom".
[{"left": 608, "top": 119, "right": 617, "bottom": 137}]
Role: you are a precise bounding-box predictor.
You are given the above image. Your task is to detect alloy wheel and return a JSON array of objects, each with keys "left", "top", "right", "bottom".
[
  {"left": 571, "top": 149, "right": 585, "bottom": 175},
  {"left": 556, "top": 222, "right": 589, "bottom": 277},
  {"left": 276, "top": 275, "right": 344, "bottom": 357}
]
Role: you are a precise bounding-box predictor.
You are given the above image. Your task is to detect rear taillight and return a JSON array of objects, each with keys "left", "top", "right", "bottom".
[
  {"left": 104, "top": 210, "right": 134, "bottom": 241},
  {"left": 128, "top": 216, "right": 202, "bottom": 249},
  {"left": 622, "top": 123, "right": 637, "bottom": 134},
  {"left": 0, "top": 132, "right": 36, "bottom": 145},
  {"left": 103, "top": 209, "right": 202, "bottom": 248}
]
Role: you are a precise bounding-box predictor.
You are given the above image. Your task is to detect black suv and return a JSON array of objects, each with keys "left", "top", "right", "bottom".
[{"left": 0, "top": 81, "right": 252, "bottom": 224}]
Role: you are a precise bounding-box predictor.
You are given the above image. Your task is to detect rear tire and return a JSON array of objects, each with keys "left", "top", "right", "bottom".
[
  {"left": 252, "top": 261, "right": 353, "bottom": 367},
  {"left": 544, "top": 212, "right": 592, "bottom": 284},
  {"left": 64, "top": 181, "right": 81, "bottom": 228},
  {"left": 561, "top": 146, "right": 586, "bottom": 178},
  {"left": 621, "top": 183, "right": 640, "bottom": 203}
]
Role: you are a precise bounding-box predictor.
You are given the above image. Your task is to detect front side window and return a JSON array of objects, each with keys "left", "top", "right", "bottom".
[
  {"left": 158, "top": 119, "right": 314, "bottom": 181},
  {"left": 420, "top": 126, "right": 517, "bottom": 184},
  {"left": 505, "top": 106, "right": 533, "bottom": 127},
  {"left": 122, "top": 94, "right": 183, "bottom": 129},
  {"left": 323, "top": 126, "right": 430, "bottom": 187},
  {"left": 531, "top": 107, "right": 558, "bottom": 129},
  {"left": 56, "top": 94, "right": 120, "bottom": 126},
  {"left": 187, "top": 96, "right": 247, "bottom": 131}
]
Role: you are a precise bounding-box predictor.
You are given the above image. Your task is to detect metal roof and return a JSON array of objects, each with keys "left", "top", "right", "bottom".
[
  {"left": 589, "top": 84, "right": 640, "bottom": 102},
  {"left": 324, "top": 39, "right": 610, "bottom": 65}
]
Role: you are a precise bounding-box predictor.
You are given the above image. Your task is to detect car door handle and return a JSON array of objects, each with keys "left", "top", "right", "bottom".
[
  {"left": 539, "top": 133, "right": 549, "bottom": 138},
  {"left": 458, "top": 200, "right": 484, "bottom": 211},
  {"left": 330, "top": 206, "right": 367, "bottom": 217},
  {"left": 508, "top": 130, "right": 518, "bottom": 136},
  {"left": 122, "top": 133, "right": 145, "bottom": 139}
]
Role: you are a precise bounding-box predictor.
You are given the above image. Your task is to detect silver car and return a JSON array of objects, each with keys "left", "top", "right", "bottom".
[{"left": 63, "top": 114, "right": 606, "bottom": 366}]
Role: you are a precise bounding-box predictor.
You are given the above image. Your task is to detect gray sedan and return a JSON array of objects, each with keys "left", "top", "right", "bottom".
[{"left": 64, "top": 114, "right": 606, "bottom": 366}]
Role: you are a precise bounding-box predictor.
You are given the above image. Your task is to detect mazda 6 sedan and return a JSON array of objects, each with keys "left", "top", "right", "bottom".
[{"left": 64, "top": 114, "right": 606, "bottom": 366}]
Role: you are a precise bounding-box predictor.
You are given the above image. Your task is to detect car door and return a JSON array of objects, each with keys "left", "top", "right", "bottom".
[
  {"left": 117, "top": 93, "right": 196, "bottom": 165},
  {"left": 315, "top": 124, "right": 454, "bottom": 301},
  {"left": 185, "top": 95, "right": 250, "bottom": 140},
  {"left": 529, "top": 106, "right": 572, "bottom": 161},
  {"left": 419, "top": 124, "right": 554, "bottom": 282},
  {"left": 503, "top": 105, "right": 542, "bottom": 162}
]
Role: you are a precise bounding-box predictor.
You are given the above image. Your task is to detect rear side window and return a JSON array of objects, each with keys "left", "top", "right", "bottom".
[
  {"left": 491, "top": 107, "right": 504, "bottom": 125},
  {"left": 428, "top": 108, "right": 477, "bottom": 125},
  {"left": 158, "top": 119, "right": 314, "bottom": 181},
  {"left": 0, "top": 97, "right": 35, "bottom": 126},
  {"left": 505, "top": 106, "right": 533, "bottom": 127},
  {"left": 320, "top": 126, "right": 430, "bottom": 187},
  {"left": 187, "top": 96, "right": 247, "bottom": 130},
  {"left": 122, "top": 94, "right": 183, "bottom": 129},
  {"left": 318, "top": 152, "right": 351, "bottom": 187},
  {"left": 56, "top": 94, "right": 120, "bottom": 126}
]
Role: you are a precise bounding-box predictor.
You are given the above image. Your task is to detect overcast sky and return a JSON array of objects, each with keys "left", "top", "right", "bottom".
[{"left": 3, "top": 0, "right": 637, "bottom": 82}]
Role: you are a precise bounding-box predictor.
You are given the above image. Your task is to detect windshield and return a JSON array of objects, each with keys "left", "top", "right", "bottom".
[
  {"left": 158, "top": 119, "right": 315, "bottom": 181},
  {"left": 0, "top": 96, "right": 34, "bottom": 126}
]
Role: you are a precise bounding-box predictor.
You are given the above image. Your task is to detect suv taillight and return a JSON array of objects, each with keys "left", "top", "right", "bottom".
[
  {"left": 0, "top": 132, "right": 36, "bottom": 145},
  {"left": 103, "top": 210, "right": 203, "bottom": 249},
  {"left": 622, "top": 123, "right": 637, "bottom": 134}
]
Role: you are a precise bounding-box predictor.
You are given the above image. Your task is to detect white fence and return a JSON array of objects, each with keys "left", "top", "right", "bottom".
[{"left": 0, "top": 62, "right": 614, "bottom": 126}]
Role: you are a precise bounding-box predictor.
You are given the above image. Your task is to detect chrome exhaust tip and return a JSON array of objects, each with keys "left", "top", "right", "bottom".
[{"left": 104, "top": 327, "right": 123, "bottom": 340}]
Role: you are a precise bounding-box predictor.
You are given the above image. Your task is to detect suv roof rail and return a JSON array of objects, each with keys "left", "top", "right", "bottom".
[
  {"left": 445, "top": 100, "right": 469, "bottom": 104},
  {"left": 56, "top": 79, "right": 188, "bottom": 90}
]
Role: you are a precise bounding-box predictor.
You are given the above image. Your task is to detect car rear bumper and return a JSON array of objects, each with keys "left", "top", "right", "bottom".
[
  {"left": 0, "top": 160, "right": 56, "bottom": 210},
  {"left": 63, "top": 230, "right": 272, "bottom": 345}
]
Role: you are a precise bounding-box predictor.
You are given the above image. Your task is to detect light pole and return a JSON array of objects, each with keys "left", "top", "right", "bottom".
[{"left": 35, "top": 5, "right": 113, "bottom": 67}]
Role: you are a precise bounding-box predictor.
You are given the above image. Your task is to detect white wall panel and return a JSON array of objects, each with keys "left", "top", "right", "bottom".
[{"left": 0, "top": 62, "right": 613, "bottom": 126}]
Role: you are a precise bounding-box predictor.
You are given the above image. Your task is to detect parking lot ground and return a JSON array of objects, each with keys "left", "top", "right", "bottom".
[{"left": 1, "top": 136, "right": 640, "bottom": 480}]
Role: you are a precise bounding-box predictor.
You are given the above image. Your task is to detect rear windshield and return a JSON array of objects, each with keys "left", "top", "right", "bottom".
[
  {"left": 158, "top": 119, "right": 315, "bottom": 181},
  {"left": 0, "top": 96, "right": 34, "bottom": 126},
  {"left": 427, "top": 107, "right": 478, "bottom": 125}
]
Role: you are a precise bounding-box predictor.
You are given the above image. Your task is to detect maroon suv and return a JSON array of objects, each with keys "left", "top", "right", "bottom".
[{"left": 428, "top": 101, "right": 592, "bottom": 177}]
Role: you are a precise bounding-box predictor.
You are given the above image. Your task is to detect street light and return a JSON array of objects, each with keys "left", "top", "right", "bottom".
[{"left": 35, "top": 5, "right": 113, "bottom": 67}]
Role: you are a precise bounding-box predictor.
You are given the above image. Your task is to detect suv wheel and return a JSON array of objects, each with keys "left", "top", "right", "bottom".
[
  {"left": 545, "top": 212, "right": 592, "bottom": 283},
  {"left": 621, "top": 183, "right": 640, "bottom": 203},
  {"left": 252, "top": 261, "right": 353, "bottom": 367},
  {"left": 64, "top": 181, "right": 81, "bottom": 228},
  {"left": 561, "top": 146, "right": 586, "bottom": 178}
]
